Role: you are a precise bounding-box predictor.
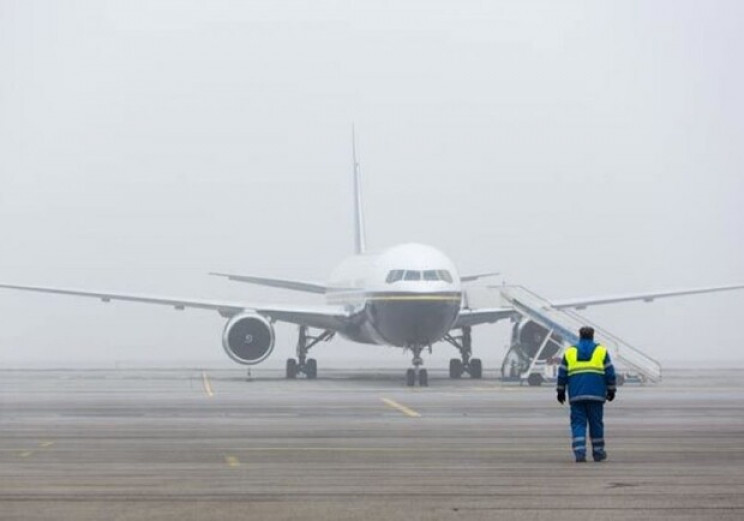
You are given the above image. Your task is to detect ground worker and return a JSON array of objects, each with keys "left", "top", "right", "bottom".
[{"left": 556, "top": 326, "right": 617, "bottom": 462}]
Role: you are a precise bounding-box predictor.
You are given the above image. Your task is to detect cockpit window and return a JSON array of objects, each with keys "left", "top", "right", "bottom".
[
  {"left": 438, "top": 270, "right": 453, "bottom": 283},
  {"left": 386, "top": 269, "right": 454, "bottom": 283},
  {"left": 385, "top": 270, "right": 404, "bottom": 283},
  {"left": 404, "top": 270, "right": 422, "bottom": 281}
]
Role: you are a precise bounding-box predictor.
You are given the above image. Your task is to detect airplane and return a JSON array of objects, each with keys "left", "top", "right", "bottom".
[{"left": 1, "top": 134, "right": 743, "bottom": 386}]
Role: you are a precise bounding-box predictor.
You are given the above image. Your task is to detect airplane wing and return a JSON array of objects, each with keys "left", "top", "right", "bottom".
[
  {"left": 454, "top": 283, "right": 744, "bottom": 329},
  {"left": 209, "top": 272, "right": 327, "bottom": 294},
  {"left": 452, "top": 307, "right": 515, "bottom": 328},
  {"left": 460, "top": 272, "right": 500, "bottom": 283},
  {"left": 551, "top": 284, "right": 744, "bottom": 310},
  {"left": 0, "top": 283, "right": 352, "bottom": 331}
]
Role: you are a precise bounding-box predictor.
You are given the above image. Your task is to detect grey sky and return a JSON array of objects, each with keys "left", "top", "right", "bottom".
[{"left": 1, "top": 0, "right": 742, "bottom": 368}]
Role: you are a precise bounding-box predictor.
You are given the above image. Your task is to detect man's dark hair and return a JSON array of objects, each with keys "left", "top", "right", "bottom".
[{"left": 579, "top": 326, "right": 595, "bottom": 340}]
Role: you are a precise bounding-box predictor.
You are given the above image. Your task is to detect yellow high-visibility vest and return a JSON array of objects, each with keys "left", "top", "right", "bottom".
[{"left": 564, "top": 345, "right": 607, "bottom": 376}]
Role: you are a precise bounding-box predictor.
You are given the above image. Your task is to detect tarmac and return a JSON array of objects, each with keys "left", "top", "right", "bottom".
[{"left": 1, "top": 366, "right": 743, "bottom": 521}]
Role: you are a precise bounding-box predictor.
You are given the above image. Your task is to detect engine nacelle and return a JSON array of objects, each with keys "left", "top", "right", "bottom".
[
  {"left": 221, "top": 313, "right": 275, "bottom": 365},
  {"left": 516, "top": 320, "right": 563, "bottom": 360}
]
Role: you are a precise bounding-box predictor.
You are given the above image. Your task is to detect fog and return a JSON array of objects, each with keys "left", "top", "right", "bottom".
[{"left": 1, "top": 0, "right": 742, "bottom": 369}]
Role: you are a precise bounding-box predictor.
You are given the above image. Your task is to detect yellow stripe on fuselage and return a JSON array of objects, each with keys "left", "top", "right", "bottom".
[{"left": 365, "top": 296, "right": 461, "bottom": 302}]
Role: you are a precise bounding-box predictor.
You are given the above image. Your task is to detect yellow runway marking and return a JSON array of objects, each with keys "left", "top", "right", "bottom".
[
  {"left": 17, "top": 441, "right": 54, "bottom": 458},
  {"left": 381, "top": 398, "right": 421, "bottom": 418},
  {"left": 202, "top": 371, "right": 214, "bottom": 398},
  {"left": 224, "top": 456, "right": 241, "bottom": 468}
]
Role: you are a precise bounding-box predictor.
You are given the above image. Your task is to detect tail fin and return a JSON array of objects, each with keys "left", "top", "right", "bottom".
[{"left": 352, "top": 125, "right": 366, "bottom": 255}]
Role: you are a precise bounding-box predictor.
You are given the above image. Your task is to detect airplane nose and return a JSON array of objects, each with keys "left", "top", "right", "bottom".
[{"left": 366, "top": 293, "right": 461, "bottom": 346}]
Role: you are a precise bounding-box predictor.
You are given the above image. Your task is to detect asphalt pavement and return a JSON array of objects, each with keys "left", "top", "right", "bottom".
[{"left": 1, "top": 366, "right": 742, "bottom": 520}]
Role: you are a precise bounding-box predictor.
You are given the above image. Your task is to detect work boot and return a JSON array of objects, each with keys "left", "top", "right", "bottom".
[
  {"left": 575, "top": 452, "right": 587, "bottom": 463},
  {"left": 593, "top": 451, "right": 607, "bottom": 462}
]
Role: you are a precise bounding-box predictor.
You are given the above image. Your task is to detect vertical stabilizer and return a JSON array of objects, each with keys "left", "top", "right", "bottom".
[{"left": 352, "top": 125, "right": 367, "bottom": 255}]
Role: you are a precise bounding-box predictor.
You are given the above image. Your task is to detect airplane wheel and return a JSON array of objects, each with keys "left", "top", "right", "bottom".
[
  {"left": 469, "top": 358, "right": 483, "bottom": 379},
  {"left": 405, "top": 369, "right": 416, "bottom": 387},
  {"left": 418, "top": 369, "right": 428, "bottom": 387},
  {"left": 286, "top": 358, "right": 298, "bottom": 379},
  {"left": 305, "top": 358, "right": 317, "bottom": 379},
  {"left": 449, "top": 358, "right": 463, "bottom": 379}
]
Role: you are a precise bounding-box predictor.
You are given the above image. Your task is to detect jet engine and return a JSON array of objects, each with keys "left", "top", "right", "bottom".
[
  {"left": 221, "top": 313, "right": 275, "bottom": 365},
  {"left": 515, "top": 320, "right": 563, "bottom": 360}
]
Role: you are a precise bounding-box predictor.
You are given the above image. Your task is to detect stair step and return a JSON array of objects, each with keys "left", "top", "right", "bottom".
[{"left": 498, "top": 285, "right": 662, "bottom": 383}]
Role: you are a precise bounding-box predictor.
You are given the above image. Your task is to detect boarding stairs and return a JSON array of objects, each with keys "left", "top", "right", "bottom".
[{"left": 497, "top": 285, "right": 662, "bottom": 384}]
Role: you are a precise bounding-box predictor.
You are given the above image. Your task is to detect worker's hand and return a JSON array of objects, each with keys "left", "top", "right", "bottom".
[
  {"left": 606, "top": 389, "right": 616, "bottom": 402},
  {"left": 556, "top": 389, "right": 566, "bottom": 404}
]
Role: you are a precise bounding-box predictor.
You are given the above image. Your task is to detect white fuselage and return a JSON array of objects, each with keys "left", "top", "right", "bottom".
[{"left": 324, "top": 243, "right": 463, "bottom": 347}]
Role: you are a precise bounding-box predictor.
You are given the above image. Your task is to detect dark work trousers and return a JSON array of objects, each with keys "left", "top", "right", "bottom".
[{"left": 569, "top": 400, "right": 605, "bottom": 456}]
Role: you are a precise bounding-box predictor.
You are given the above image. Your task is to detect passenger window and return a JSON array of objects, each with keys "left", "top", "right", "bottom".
[
  {"left": 423, "top": 270, "right": 439, "bottom": 281},
  {"left": 404, "top": 270, "right": 422, "bottom": 281},
  {"left": 438, "top": 270, "right": 453, "bottom": 283},
  {"left": 386, "top": 270, "right": 404, "bottom": 283}
]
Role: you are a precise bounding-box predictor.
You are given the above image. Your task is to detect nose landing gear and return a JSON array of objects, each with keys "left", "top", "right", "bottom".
[{"left": 405, "top": 346, "right": 428, "bottom": 387}]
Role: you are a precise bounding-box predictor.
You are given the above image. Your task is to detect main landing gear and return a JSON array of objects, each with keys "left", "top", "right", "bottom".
[
  {"left": 286, "top": 326, "right": 334, "bottom": 379},
  {"left": 405, "top": 345, "right": 429, "bottom": 387},
  {"left": 443, "top": 326, "right": 483, "bottom": 379}
]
